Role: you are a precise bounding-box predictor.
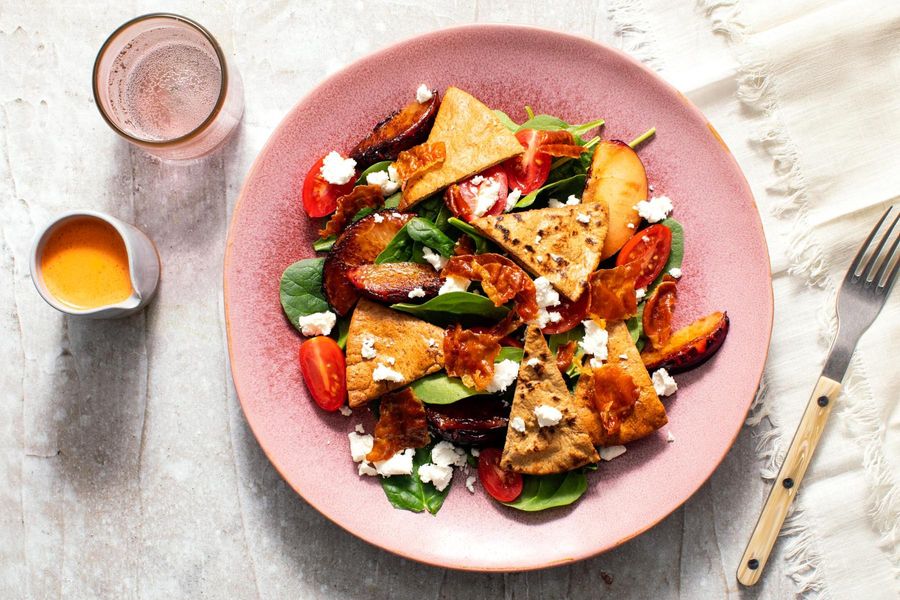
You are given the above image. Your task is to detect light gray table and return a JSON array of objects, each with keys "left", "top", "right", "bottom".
[{"left": 0, "top": 2, "right": 794, "bottom": 598}]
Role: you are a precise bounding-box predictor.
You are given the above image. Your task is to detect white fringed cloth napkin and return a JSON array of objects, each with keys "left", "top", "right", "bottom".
[{"left": 609, "top": 0, "right": 899, "bottom": 597}]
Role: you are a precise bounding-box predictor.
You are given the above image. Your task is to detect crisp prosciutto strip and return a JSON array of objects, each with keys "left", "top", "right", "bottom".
[
  {"left": 394, "top": 142, "right": 446, "bottom": 188},
  {"left": 587, "top": 262, "right": 639, "bottom": 321},
  {"left": 643, "top": 275, "right": 678, "bottom": 349},
  {"left": 443, "top": 253, "right": 539, "bottom": 321},
  {"left": 535, "top": 130, "right": 586, "bottom": 158},
  {"left": 555, "top": 340, "right": 578, "bottom": 374},
  {"left": 366, "top": 388, "right": 430, "bottom": 463},
  {"left": 589, "top": 364, "right": 640, "bottom": 438},
  {"left": 443, "top": 326, "right": 502, "bottom": 391},
  {"left": 319, "top": 185, "right": 383, "bottom": 238}
]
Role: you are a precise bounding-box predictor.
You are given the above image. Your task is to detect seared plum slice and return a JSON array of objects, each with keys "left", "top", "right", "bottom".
[
  {"left": 641, "top": 311, "right": 730, "bottom": 374},
  {"left": 349, "top": 92, "right": 440, "bottom": 168},
  {"left": 348, "top": 262, "right": 443, "bottom": 304},
  {"left": 426, "top": 396, "right": 510, "bottom": 445},
  {"left": 322, "top": 211, "right": 412, "bottom": 315}
]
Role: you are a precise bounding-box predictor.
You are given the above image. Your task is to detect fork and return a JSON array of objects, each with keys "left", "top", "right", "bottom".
[{"left": 737, "top": 205, "right": 899, "bottom": 586}]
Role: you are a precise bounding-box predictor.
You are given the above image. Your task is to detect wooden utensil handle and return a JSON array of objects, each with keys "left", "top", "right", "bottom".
[{"left": 736, "top": 375, "right": 841, "bottom": 586}]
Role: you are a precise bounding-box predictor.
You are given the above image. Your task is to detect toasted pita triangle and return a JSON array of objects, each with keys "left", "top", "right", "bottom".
[
  {"left": 574, "top": 320, "right": 668, "bottom": 445},
  {"left": 470, "top": 203, "right": 608, "bottom": 301},
  {"left": 345, "top": 299, "right": 445, "bottom": 407},
  {"left": 400, "top": 87, "right": 523, "bottom": 209},
  {"left": 500, "top": 326, "right": 599, "bottom": 475}
]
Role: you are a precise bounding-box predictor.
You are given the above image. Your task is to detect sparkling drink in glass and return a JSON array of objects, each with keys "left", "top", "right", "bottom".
[{"left": 93, "top": 13, "right": 243, "bottom": 160}]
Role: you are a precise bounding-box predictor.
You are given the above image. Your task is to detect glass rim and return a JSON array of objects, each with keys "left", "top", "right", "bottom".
[{"left": 91, "top": 12, "right": 229, "bottom": 147}]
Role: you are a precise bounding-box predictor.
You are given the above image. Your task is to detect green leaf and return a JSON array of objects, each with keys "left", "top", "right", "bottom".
[
  {"left": 515, "top": 174, "right": 586, "bottom": 209},
  {"left": 356, "top": 160, "right": 393, "bottom": 185},
  {"left": 374, "top": 224, "right": 414, "bottom": 264},
  {"left": 380, "top": 443, "right": 451, "bottom": 515},
  {"left": 352, "top": 207, "right": 375, "bottom": 223},
  {"left": 412, "top": 347, "right": 523, "bottom": 405},
  {"left": 279, "top": 258, "right": 329, "bottom": 330},
  {"left": 391, "top": 291, "right": 509, "bottom": 323},
  {"left": 312, "top": 236, "right": 336, "bottom": 252},
  {"left": 493, "top": 109, "right": 519, "bottom": 131},
  {"left": 648, "top": 218, "right": 684, "bottom": 292},
  {"left": 502, "top": 471, "right": 589, "bottom": 511},
  {"left": 383, "top": 193, "right": 401, "bottom": 208},
  {"left": 333, "top": 316, "right": 350, "bottom": 350},
  {"left": 626, "top": 303, "right": 645, "bottom": 343},
  {"left": 448, "top": 217, "right": 489, "bottom": 254},
  {"left": 406, "top": 217, "right": 456, "bottom": 257},
  {"left": 515, "top": 114, "right": 604, "bottom": 140}
]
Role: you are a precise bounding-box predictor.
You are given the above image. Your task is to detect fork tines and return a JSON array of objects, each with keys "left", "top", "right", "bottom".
[{"left": 848, "top": 205, "right": 899, "bottom": 292}]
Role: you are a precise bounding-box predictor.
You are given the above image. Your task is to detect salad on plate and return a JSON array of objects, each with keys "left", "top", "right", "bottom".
[{"left": 279, "top": 85, "right": 729, "bottom": 515}]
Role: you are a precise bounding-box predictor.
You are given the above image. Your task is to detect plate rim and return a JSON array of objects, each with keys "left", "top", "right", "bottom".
[{"left": 223, "top": 23, "right": 774, "bottom": 571}]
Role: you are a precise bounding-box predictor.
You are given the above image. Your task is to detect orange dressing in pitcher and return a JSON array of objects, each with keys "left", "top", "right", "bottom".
[{"left": 40, "top": 217, "right": 133, "bottom": 309}]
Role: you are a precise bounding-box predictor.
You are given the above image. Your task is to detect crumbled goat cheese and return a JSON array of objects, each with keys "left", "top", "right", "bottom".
[
  {"left": 355, "top": 424, "right": 365, "bottom": 434},
  {"left": 470, "top": 175, "right": 485, "bottom": 185},
  {"left": 589, "top": 357, "right": 604, "bottom": 369},
  {"left": 652, "top": 368, "right": 678, "bottom": 397},
  {"left": 372, "top": 363, "right": 404, "bottom": 383},
  {"left": 534, "top": 404, "right": 563, "bottom": 428},
  {"left": 636, "top": 288, "right": 646, "bottom": 301},
  {"left": 415, "top": 84, "right": 433, "bottom": 103},
  {"left": 669, "top": 267, "right": 682, "bottom": 278},
  {"left": 600, "top": 445, "right": 627, "bottom": 461},
  {"left": 470, "top": 448, "right": 480, "bottom": 457},
  {"left": 526, "top": 357, "right": 541, "bottom": 367},
  {"left": 667, "top": 431, "right": 676, "bottom": 443},
  {"left": 472, "top": 177, "right": 503, "bottom": 217},
  {"left": 486, "top": 359, "right": 519, "bottom": 393},
  {"left": 432, "top": 441, "right": 468, "bottom": 467},
  {"left": 580, "top": 320, "right": 609, "bottom": 362},
  {"left": 366, "top": 168, "right": 400, "bottom": 195},
  {"left": 465, "top": 475, "right": 477, "bottom": 493},
  {"left": 439, "top": 275, "right": 470, "bottom": 295},
  {"left": 375, "top": 448, "right": 415, "bottom": 476},
  {"left": 296, "top": 311, "right": 337, "bottom": 337},
  {"left": 505, "top": 189, "right": 521, "bottom": 211},
  {"left": 627, "top": 223, "right": 636, "bottom": 229},
  {"left": 576, "top": 212, "right": 591, "bottom": 224},
  {"left": 408, "top": 287, "right": 426, "bottom": 298},
  {"left": 372, "top": 212, "right": 385, "bottom": 223},
  {"left": 635, "top": 195, "right": 673, "bottom": 223},
  {"left": 358, "top": 461, "right": 378, "bottom": 476},
  {"left": 360, "top": 335, "right": 377, "bottom": 359},
  {"left": 348, "top": 432, "right": 374, "bottom": 462},
  {"left": 319, "top": 151, "right": 356, "bottom": 185},
  {"left": 535, "top": 308, "right": 563, "bottom": 329},
  {"left": 418, "top": 463, "right": 453, "bottom": 491},
  {"left": 510, "top": 416, "right": 526, "bottom": 433},
  {"left": 422, "top": 246, "right": 448, "bottom": 271},
  {"left": 548, "top": 195, "right": 581, "bottom": 208},
  {"left": 339, "top": 405, "right": 352, "bottom": 416},
  {"left": 534, "top": 276, "right": 561, "bottom": 309}
]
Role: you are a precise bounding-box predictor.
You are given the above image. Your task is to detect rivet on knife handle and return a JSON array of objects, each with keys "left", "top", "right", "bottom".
[{"left": 736, "top": 375, "right": 841, "bottom": 586}]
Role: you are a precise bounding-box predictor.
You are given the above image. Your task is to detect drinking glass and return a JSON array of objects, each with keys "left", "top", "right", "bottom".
[{"left": 92, "top": 13, "right": 243, "bottom": 160}]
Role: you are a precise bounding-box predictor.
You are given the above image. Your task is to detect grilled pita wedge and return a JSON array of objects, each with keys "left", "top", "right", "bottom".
[
  {"left": 345, "top": 299, "right": 445, "bottom": 408},
  {"left": 470, "top": 203, "right": 608, "bottom": 301},
  {"left": 400, "top": 87, "right": 523, "bottom": 209},
  {"left": 574, "top": 320, "right": 668, "bottom": 445},
  {"left": 500, "top": 326, "right": 599, "bottom": 474}
]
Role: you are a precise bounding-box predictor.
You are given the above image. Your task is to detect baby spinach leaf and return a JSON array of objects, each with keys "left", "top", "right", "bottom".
[
  {"left": 412, "top": 346, "right": 524, "bottom": 405},
  {"left": 448, "top": 217, "right": 490, "bottom": 254},
  {"left": 406, "top": 217, "right": 455, "bottom": 257},
  {"left": 502, "top": 471, "right": 588, "bottom": 512},
  {"left": 333, "top": 316, "right": 350, "bottom": 350},
  {"left": 645, "top": 218, "right": 684, "bottom": 294},
  {"left": 383, "top": 193, "right": 401, "bottom": 208},
  {"left": 391, "top": 291, "right": 509, "bottom": 322},
  {"left": 312, "top": 236, "right": 336, "bottom": 252},
  {"left": 626, "top": 302, "right": 645, "bottom": 344},
  {"left": 515, "top": 174, "right": 586, "bottom": 209},
  {"left": 352, "top": 207, "right": 375, "bottom": 223},
  {"left": 280, "top": 258, "right": 329, "bottom": 330},
  {"left": 515, "top": 115, "right": 605, "bottom": 141},
  {"left": 356, "top": 160, "right": 393, "bottom": 185},
  {"left": 375, "top": 224, "right": 415, "bottom": 263},
  {"left": 493, "top": 109, "right": 519, "bottom": 131},
  {"left": 380, "top": 443, "right": 450, "bottom": 515}
]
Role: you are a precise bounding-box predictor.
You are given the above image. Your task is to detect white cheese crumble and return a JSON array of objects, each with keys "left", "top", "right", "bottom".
[
  {"left": 365, "top": 168, "right": 400, "bottom": 195},
  {"left": 526, "top": 357, "right": 540, "bottom": 367},
  {"left": 422, "top": 246, "right": 448, "bottom": 271},
  {"left": 652, "top": 368, "right": 678, "bottom": 397},
  {"left": 535, "top": 308, "right": 563, "bottom": 329},
  {"left": 635, "top": 195, "right": 673, "bottom": 223},
  {"left": 432, "top": 441, "right": 468, "bottom": 467},
  {"left": 296, "top": 311, "right": 337, "bottom": 337},
  {"left": 418, "top": 463, "right": 453, "bottom": 491},
  {"left": 534, "top": 276, "right": 561, "bottom": 309},
  {"left": 374, "top": 448, "right": 415, "bottom": 476},
  {"left": 465, "top": 475, "right": 477, "bottom": 493},
  {"left": 415, "top": 84, "right": 433, "bottom": 103},
  {"left": 348, "top": 432, "right": 374, "bottom": 462},
  {"left": 408, "top": 287, "right": 426, "bottom": 298},
  {"left": 534, "top": 404, "right": 563, "bottom": 428},
  {"left": 358, "top": 461, "right": 378, "bottom": 476},
  {"left": 669, "top": 267, "right": 682, "bottom": 278},
  {"left": 372, "top": 212, "right": 385, "bottom": 223},
  {"left": 505, "top": 189, "right": 521, "bottom": 211},
  {"left": 589, "top": 357, "right": 604, "bottom": 369},
  {"left": 338, "top": 405, "right": 352, "bottom": 416},
  {"left": 627, "top": 223, "right": 636, "bottom": 229},
  {"left": 470, "top": 448, "right": 480, "bottom": 457},
  {"left": 635, "top": 287, "right": 646, "bottom": 301},
  {"left": 372, "top": 363, "right": 404, "bottom": 383},
  {"left": 319, "top": 151, "right": 356, "bottom": 185},
  {"left": 667, "top": 431, "right": 676, "bottom": 443},
  {"left": 486, "top": 359, "right": 519, "bottom": 393},
  {"left": 548, "top": 195, "right": 581, "bottom": 208},
  {"left": 580, "top": 320, "right": 609, "bottom": 362},
  {"left": 472, "top": 177, "right": 503, "bottom": 217},
  {"left": 576, "top": 212, "right": 591, "bottom": 224},
  {"left": 599, "top": 445, "right": 627, "bottom": 461},
  {"left": 384, "top": 356, "right": 396, "bottom": 365},
  {"left": 360, "top": 335, "right": 377, "bottom": 359},
  {"left": 510, "top": 416, "right": 526, "bottom": 433},
  {"left": 438, "top": 275, "right": 470, "bottom": 295},
  {"left": 355, "top": 424, "right": 365, "bottom": 434}
]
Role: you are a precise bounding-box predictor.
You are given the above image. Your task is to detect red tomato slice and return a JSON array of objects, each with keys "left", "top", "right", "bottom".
[
  {"left": 478, "top": 447, "right": 523, "bottom": 502},
  {"left": 615, "top": 224, "right": 673, "bottom": 290},
  {"left": 503, "top": 129, "right": 553, "bottom": 194},
  {"left": 298, "top": 336, "right": 347, "bottom": 411},
  {"left": 302, "top": 155, "right": 357, "bottom": 218},
  {"left": 540, "top": 290, "right": 590, "bottom": 335},
  {"left": 449, "top": 166, "right": 509, "bottom": 221}
]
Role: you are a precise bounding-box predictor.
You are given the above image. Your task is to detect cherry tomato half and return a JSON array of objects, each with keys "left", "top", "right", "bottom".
[
  {"left": 503, "top": 129, "right": 553, "bottom": 194},
  {"left": 478, "top": 447, "right": 523, "bottom": 502},
  {"left": 301, "top": 155, "right": 357, "bottom": 218},
  {"left": 449, "top": 166, "right": 509, "bottom": 221},
  {"left": 540, "top": 290, "right": 590, "bottom": 335},
  {"left": 615, "top": 224, "right": 673, "bottom": 290},
  {"left": 298, "top": 336, "right": 347, "bottom": 411}
]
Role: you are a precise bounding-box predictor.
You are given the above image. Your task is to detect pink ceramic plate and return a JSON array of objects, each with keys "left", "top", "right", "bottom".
[{"left": 224, "top": 25, "right": 772, "bottom": 571}]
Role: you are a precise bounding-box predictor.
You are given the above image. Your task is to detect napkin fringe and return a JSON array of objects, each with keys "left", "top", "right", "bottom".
[{"left": 607, "top": 0, "right": 665, "bottom": 72}]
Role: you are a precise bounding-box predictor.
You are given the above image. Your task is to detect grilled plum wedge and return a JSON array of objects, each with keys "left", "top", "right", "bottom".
[
  {"left": 348, "top": 262, "right": 443, "bottom": 304},
  {"left": 426, "top": 396, "right": 510, "bottom": 445},
  {"left": 641, "top": 311, "right": 729, "bottom": 374},
  {"left": 323, "top": 211, "right": 412, "bottom": 315},
  {"left": 349, "top": 92, "right": 440, "bottom": 168}
]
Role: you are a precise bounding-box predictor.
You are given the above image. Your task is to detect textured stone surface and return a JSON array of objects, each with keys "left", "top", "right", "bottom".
[{"left": 0, "top": 2, "right": 794, "bottom": 598}]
